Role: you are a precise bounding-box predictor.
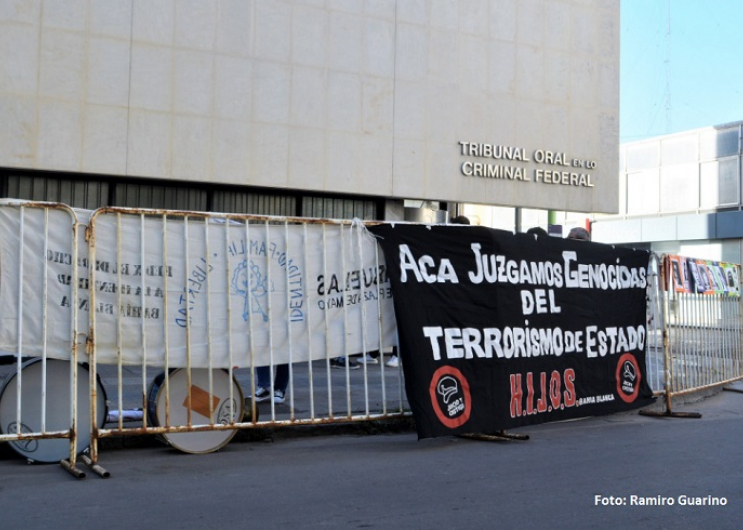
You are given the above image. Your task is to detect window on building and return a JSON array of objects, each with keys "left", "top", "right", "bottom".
[
  {"left": 626, "top": 142, "right": 659, "bottom": 172},
  {"left": 660, "top": 163, "right": 698, "bottom": 212},
  {"left": 2, "top": 170, "right": 382, "bottom": 221},
  {"left": 661, "top": 134, "right": 698, "bottom": 165},
  {"left": 626, "top": 169, "right": 660, "bottom": 215},
  {"left": 700, "top": 158, "right": 739, "bottom": 209},
  {"left": 700, "top": 127, "right": 739, "bottom": 160},
  {"left": 212, "top": 190, "right": 297, "bottom": 216},
  {"left": 301, "top": 196, "right": 377, "bottom": 220},
  {"left": 114, "top": 183, "right": 207, "bottom": 211},
  {"left": 4, "top": 173, "right": 109, "bottom": 210}
]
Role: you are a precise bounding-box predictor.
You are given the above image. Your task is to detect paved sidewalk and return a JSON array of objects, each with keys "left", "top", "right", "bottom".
[{"left": 1, "top": 383, "right": 742, "bottom": 529}]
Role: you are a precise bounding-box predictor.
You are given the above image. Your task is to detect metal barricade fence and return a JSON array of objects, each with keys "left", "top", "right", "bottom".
[
  {"left": 644, "top": 253, "right": 743, "bottom": 417},
  {"left": 0, "top": 200, "right": 88, "bottom": 477},
  {"left": 85, "top": 208, "right": 407, "bottom": 468}
]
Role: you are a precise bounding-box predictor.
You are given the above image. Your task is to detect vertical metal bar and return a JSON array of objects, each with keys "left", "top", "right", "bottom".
[
  {"left": 720, "top": 292, "right": 726, "bottom": 381},
  {"left": 285, "top": 220, "right": 295, "bottom": 421},
  {"left": 684, "top": 289, "right": 692, "bottom": 391},
  {"left": 356, "top": 222, "right": 370, "bottom": 416},
  {"left": 694, "top": 291, "right": 702, "bottom": 390},
  {"left": 722, "top": 294, "right": 735, "bottom": 379},
  {"left": 727, "top": 291, "right": 732, "bottom": 379},
  {"left": 707, "top": 288, "right": 722, "bottom": 381},
  {"left": 116, "top": 213, "right": 124, "bottom": 431},
  {"left": 323, "top": 224, "right": 333, "bottom": 417},
  {"left": 728, "top": 291, "right": 735, "bottom": 379},
  {"left": 736, "top": 274, "right": 740, "bottom": 378},
  {"left": 691, "top": 290, "right": 698, "bottom": 389},
  {"left": 224, "top": 217, "right": 235, "bottom": 425},
  {"left": 738, "top": 265, "right": 743, "bottom": 379},
  {"left": 679, "top": 288, "right": 686, "bottom": 394},
  {"left": 658, "top": 255, "right": 668, "bottom": 392},
  {"left": 159, "top": 214, "right": 169, "bottom": 431},
  {"left": 656, "top": 254, "right": 664, "bottom": 391},
  {"left": 709, "top": 290, "right": 717, "bottom": 386},
  {"left": 660, "top": 256, "right": 674, "bottom": 409},
  {"left": 703, "top": 290, "right": 709, "bottom": 387},
  {"left": 178, "top": 217, "right": 193, "bottom": 429},
  {"left": 340, "top": 223, "right": 352, "bottom": 417},
  {"left": 682, "top": 286, "right": 703, "bottom": 390},
  {"left": 673, "top": 284, "right": 691, "bottom": 390},
  {"left": 718, "top": 291, "right": 725, "bottom": 381},
  {"left": 185, "top": 216, "right": 194, "bottom": 428},
  {"left": 69, "top": 207, "right": 79, "bottom": 464},
  {"left": 700, "top": 291, "right": 706, "bottom": 388},
  {"left": 729, "top": 290, "right": 736, "bottom": 379},
  {"left": 701, "top": 289, "right": 708, "bottom": 387},
  {"left": 722, "top": 293, "right": 728, "bottom": 380},
  {"left": 688, "top": 289, "right": 695, "bottom": 391},
  {"left": 140, "top": 214, "right": 148, "bottom": 423},
  {"left": 722, "top": 288, "right": 735, "bottom": 379},
  {"left": 41, "top": 208, "right": 49, "bottom": 434},
  {"left": 15, "top": 206, "right": 24, "bottom": 437},
  {"left": 246, "top": 220, "right": 257, "bottom": 422},
  {"left": 667, "top": 273, "right": 676, "bottom": 396},
  {"left": 665, "top": 258, "right": 673, "bottom": 393},
  {"left": 688, "top": 291, "right": 696, "bottom": 392},
  {"left": 704, "top": 289, "right": 712, "bottom": 387},
  {"left": 679, "top": 289, "right": 688, "bottom": 394},
  {"left": 737, "top": 267, "right": 742, "bottom": 378},
  {"left": 704, "top": 290, "right": 711, "bottom": 387},
  {"left": 724, "top": 291, "right": 729, "bottom": 380},
  {"left": 658, "top": 254, "right": 665, "bottom": 392},
  {"left": 204, "top": 216, "right": 214, "bottom": 424},
  {"left": 88, "top": 211, "right": 99, "bottom": 463},
  {"left": 723, "top": 292, "right": 731, "bottom": 380},
  {"left": 717, "top": 291, "right": 722, "bottom": 381},
  {"left": 265, "top": 220, "right": 275, "bottom": 420},
  {"left": 303, "top": 223, "right": 315, "bottom": 420}
]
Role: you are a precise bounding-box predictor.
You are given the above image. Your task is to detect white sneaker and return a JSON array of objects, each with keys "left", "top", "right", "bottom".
[
  {"left": 254, "top": 386, "right": 271, "bottom": 402},
  {"left": 385, "top": 355, "right": 399, "bottom": 368},
  {"left": 359, "top": 354, "right": 379, "bottom": 364}
]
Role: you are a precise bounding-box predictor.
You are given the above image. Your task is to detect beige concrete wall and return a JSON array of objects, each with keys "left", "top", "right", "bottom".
[{"left": 0, "top": 0, "right": 619, "bottom": 213}]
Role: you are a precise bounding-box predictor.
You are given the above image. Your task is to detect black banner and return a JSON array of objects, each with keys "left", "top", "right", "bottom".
[{"left": 369, "top": 224, "right": 655, "bottom": 439}]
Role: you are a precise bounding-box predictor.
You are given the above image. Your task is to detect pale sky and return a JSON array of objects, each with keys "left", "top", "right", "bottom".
[{"left": 621, "top": 0, "right": 743, "bottom": 142}]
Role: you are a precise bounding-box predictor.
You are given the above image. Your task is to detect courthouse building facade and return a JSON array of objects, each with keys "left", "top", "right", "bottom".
[{"left": 0, "top": 0, "right": 619, "bottom": 222}]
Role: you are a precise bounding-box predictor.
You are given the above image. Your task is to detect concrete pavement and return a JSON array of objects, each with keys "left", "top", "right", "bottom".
[{"left": 1, "top": 383, "right": 742, "bottom": 529}]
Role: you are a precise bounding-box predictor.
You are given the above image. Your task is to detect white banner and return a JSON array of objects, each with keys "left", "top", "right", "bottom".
[
  {"left": 0, "top": 203, "right": 80, "bottom": 360},
  {"left": 0, "top": 203, "right": 397, "bottom": 368}
]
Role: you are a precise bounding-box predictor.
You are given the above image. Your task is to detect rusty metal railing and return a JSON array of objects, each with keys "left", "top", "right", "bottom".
[
  {"left": 84, "top": 208, "right": 405, "bottom": 471},
  {"left": 0, "top": 200, "right": 88, "bottom": 477},
  {"left": 641, "top": 253, "right": 743, "bottom": 418}
]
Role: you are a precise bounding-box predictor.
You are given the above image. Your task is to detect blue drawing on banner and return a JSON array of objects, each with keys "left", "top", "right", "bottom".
[{"left": 231, "top": 260, "right": 272, "bottom": 322}]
